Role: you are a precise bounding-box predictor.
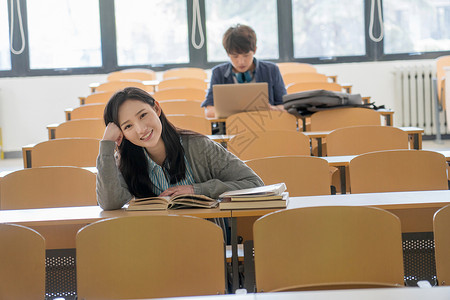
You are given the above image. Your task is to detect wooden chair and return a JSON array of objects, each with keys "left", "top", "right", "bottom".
[
  {"left": 437, "top": 55, "right": 450, "bottom": 106},
  {"left": 65, "top": 103, "right": 105, "bottom": 121},
  {"left": 253, "top": 206, "right": 405, "bottom": 292},
  {"left": 0, "top": 166, "right": 97, "bottom": 209},
  {"left": 95, "top": 80, "right": 146, "bottom": 93},
  {"left": 166, "top": 114, "right": 211, "bottom": 135},
  {"left": 159, "top": 99, "right": 204, "bottom": 116},
  {"left": 47, "top": 118, "right": 105, "bottom": 139},
  {"left": 79, "top": 91, "right": 115, "bottom": 105},
  {"left": 225, "top": 111, "right": 298, "bottom": 135},
  {"left": 227, "top": 130, "right": 310, "bottom": 160},
  {"left": 326, "top": 125, "right": 409, "bottom": 156},
  {"left": 76, "top": 215, "right": 226, "bottom": 299},
  {"left": 310, "top": 107, "right": 382, "bottom": 131},
  {"left": 22, "top": 138, "right": 100, "bottom": 168},
  {"left": 277, "top": 62, "right": 317, "bottom": 74},
  {"left": 433, "top": 204, "right": 450, "bottom": 286},
  {"left": 158, "top": 77, "right": 208, "bottom": 91},
  {"left": 349, "top": 150, "right": 448, "bottom": 194},
  {"left": 287, "top": 81, "right": 343, "bottom": 94},
  {"left": 152, "top": 87, "right": 206, "bottom": 101},
  {"left": 0, "top": 224, "right": 46, "bottom": 300},
  {"left": 163, "top": 67, "right": 208, "bottom": 80},
  {"left": 107, "top": 68, "right": 156, "bottom": 81},
  {"left": 282, "top": 72, "right": 328, "bottom": 86}
]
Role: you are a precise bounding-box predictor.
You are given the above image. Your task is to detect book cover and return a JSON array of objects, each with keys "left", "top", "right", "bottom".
[
  {"left": 126, "top": 194, "right": 219, "bottom": 211},
  {"left": 218, "top": 183, "right": 287, "bottom": 201},
  {"left": 219, "top": 192, "right": 289, "bottom": 210}
]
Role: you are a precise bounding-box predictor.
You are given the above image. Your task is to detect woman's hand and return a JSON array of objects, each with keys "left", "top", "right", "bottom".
[
  {"left": 159, "top": 185, "right": 194, "bottom": 197},
  {"left": 103, "top": 122, "right": 123, "bottom": 146}
]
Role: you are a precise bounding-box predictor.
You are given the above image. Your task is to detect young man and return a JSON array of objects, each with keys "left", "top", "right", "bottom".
[{"left": 201, "top": 24, "right": 286, "bottom": 118}]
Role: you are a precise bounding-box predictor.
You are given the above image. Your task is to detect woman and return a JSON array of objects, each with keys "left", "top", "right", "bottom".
[{"left": 97, "top": 87, "right": 263, "bottom": 210}]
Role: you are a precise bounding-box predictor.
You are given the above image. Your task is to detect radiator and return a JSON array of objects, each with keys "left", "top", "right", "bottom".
[{"left": 394, "top": 65, "right": 447, "bottom": 136}]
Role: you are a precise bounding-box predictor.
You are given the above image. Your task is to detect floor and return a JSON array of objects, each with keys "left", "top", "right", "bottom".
[{"left": 1, "top": 138, "right": 450, "bottom": 173}]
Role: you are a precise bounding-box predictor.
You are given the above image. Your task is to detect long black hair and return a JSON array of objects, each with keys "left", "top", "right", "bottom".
[{"left": 103, "top": 87, "right": 187, "bottom": 198}]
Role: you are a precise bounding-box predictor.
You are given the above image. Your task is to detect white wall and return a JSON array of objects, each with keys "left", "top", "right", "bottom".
[{"left": 0, "top": 59, "right": 435, "bottom": 153}]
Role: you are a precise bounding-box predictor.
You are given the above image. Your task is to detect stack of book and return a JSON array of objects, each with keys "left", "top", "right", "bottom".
[{"left": 218, "top": 183, "right": 288, "bottom": 210}]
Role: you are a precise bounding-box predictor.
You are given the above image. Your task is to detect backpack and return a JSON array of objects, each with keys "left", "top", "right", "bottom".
[{"left": 283, "top": 89, "right": 378, "bottom": 117}]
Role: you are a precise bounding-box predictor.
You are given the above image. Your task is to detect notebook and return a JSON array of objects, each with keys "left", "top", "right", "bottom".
[{"left": 213, "top": 82, "right": 270, "bottom": 118}]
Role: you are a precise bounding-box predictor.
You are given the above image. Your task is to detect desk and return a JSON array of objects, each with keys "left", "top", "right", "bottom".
[
  {"left": 155, "top": 286, "right": 450, "bottom": 300},
  {"left": 89, "top": 80, "right": 160, "bottom": 93}
]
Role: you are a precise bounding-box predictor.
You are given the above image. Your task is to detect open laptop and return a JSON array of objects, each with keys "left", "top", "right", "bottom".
[{"left": 213, "top": 82, "right": 270, "bottom": 118}]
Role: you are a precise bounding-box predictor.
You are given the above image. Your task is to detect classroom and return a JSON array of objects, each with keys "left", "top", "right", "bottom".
[{"left": 1, "top": 1, "right": 450, "bottom": 299}]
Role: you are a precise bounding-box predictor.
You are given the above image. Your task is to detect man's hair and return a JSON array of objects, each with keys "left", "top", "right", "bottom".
[{"left": 222, "top": 24, "right": 257, "bottom": 54}]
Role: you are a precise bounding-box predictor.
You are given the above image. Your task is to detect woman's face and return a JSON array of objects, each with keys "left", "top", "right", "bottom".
[{"left": 118, "top": 99, "right": 163, "bottom": 149}]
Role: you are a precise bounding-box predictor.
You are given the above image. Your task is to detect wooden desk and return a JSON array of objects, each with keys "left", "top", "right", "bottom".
[{"left": 89, "top": 80, "right": 160, "bottom": 93}]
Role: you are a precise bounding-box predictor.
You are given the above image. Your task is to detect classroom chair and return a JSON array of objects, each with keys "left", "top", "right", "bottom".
[
  {"left": 227, "top": 130, "right": 310, "bottom": 161},
  {"left": 159, "top": 99, "right": 204, "bottom": 116},
  {"left": 152, "top": 87, "right": 206, "bottom": 101},
  {"left": 282, "top": 72, "right": 328, "bottom": 86},
  {"left": 349, "top": 150, "right": 448, "bottom": 194},
  {"left": 286, "top": 81, "right": 343, "bottom": 94},
  {"left": 310, "top": 107, "right": 382, "bottom": 131},
  {"left": 158, "top": 77, "right": 208, "bottom": 91},
  {"left": 162, "top": 67, "right": 208, "bottom": 80},
  {"left": 0, "top": 166, "right": 97, "bottom": 209},
  {"left": 276, "top": 62, "right": 317, "bottom": 74},
  {"left": 0, "top": 224, "right": 46, "bottom": 300},
  {"left": 433, "top": 204, "right": 450, "bottom": 286},
  {"left": 79, "top": 90, "right": 115, "bottom": 105},
  {"left": 436, "top": 55, "right": 450, "bottom": 105},
  {"left": 22, "top": 138, "right": 100, "bottom": 168},
  {"left": 253, "top": 206, "right": 405, "bottom": 292},
  {"left": 47, "top": 118, "right": 105, "bottom": 140},
  {"left": 65, "top": 103, "right": 106, "bottom": 120},
  {"left": 225, "top": 111, "right": 299, "bottom": 135},
  {"left": 76, "top": 215, "right": 226, "bottom": 299},
  {"left": 107, "top": 68, "right": 156, "bottom": 81},
  {"left": 94, "top": 80, "right": 146, "bottom": 93},
  {"left": 166, "top": 114, "right": 212, "bottom": 135}
]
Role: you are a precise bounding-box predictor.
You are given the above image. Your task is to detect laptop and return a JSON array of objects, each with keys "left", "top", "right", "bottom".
[{"left": 213, "top": 82, "right": 270, "bottom": 118}]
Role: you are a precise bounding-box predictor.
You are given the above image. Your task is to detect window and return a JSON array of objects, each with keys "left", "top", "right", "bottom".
[
  {"left": 205, "top": 0, "right": 279, "bottom": 62},
  {"left": 292, "top": 0, "right": 365, "bottom": 59},
  {"left": 0, "top": 0, "right": 11, "bottom": 70},
  {"left": 384, "top": 0, "right": 450, "bottom": 54},
  {"left": 115, "top": 0, "right": 189, "bottom": 66},
  {"left": 26, "top": 0, "right": 102, "bottom": 69}
]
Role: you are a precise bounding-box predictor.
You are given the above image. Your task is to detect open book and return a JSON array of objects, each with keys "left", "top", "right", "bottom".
[
  {"left": 218, "top": 183, "right": 287, "bottom": 201},
  {"left": 126, "top": 194, "right": 219, "bottom": 211}
]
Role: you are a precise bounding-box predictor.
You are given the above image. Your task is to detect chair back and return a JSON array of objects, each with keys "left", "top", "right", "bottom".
[
  {"left": 77, "top": 215, "right": 226, "bottom": 299},
  {"left": 253, "top": 206, "right": 404, "bottom": 292},
  {"left": 277, "top": 62, "right": 317, "bottom": 74},
  {"left": 0, "top": 166, "right": 97, "bottom": 209},
  {"left": 227, "top": 130, "right": 310, "bottom": 160},
  {"left": 158, "top": 77, "right": 208, "bottom": 90},
  {"left": 82, "top": 91, "right": 115, "bottom": 105},
  {"left": 95, "top": 80, "right": 146, "bottom": 93},
  {"left": 68, "top": 103, "right": 106, "bottom": 120},
  {"left": 245, "top": 156, "right": 331, "bottom": 196},
  {"left": 0, "top": 224, "right": 45, "bottom": 300},
  {"left": 349, "top": 150, "right": 448, "bottom": 194},
  {"left": 433, "top": 204, "right": 450, "bottom": 286},
  {"left": 226, "top": 111, "right": 298, "bottom": 135},
  {"left": 159, "top": 100, "right": 204, "bottom": 116},
  {"left": 153, "top": 87, "right": 206, "bottom": 101},
  {"left": 282, "top": 72, "right": 328, "bottom": 86},
  {"left": 436, "top": 55, "right": 450, "bottom": 101},
  {"left": 326, "top": 125, "right": 409, "bottom": 156},
  {"left": 310, "top": 107, "right": 381, "bottom": 131},
  {"left": 163, "top": 67, "right": 208, "bottom": 80},
  {"left": 166, "top": 114, "right": 211, "bottom": 135},
  {"left": 53, "top": 119, "right": 105, "bottom": 139},
  {"left": 26, "top": 138, "right": 100, "bottom": 168},
  {"left": 107, "top": 68, "right": 156, "bottom": 81},
  {"left": 287, "top": 82, "right": 342, "bottom": 94}
]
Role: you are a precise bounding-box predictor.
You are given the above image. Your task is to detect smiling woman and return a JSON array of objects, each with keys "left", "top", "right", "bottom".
[{"left": 96, "top": 87, "right": 263, "bottom": 210}]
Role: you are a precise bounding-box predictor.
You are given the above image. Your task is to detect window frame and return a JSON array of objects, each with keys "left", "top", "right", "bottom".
[{"left": 0, "top": 0, "right": 449, "bottom": 78}]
